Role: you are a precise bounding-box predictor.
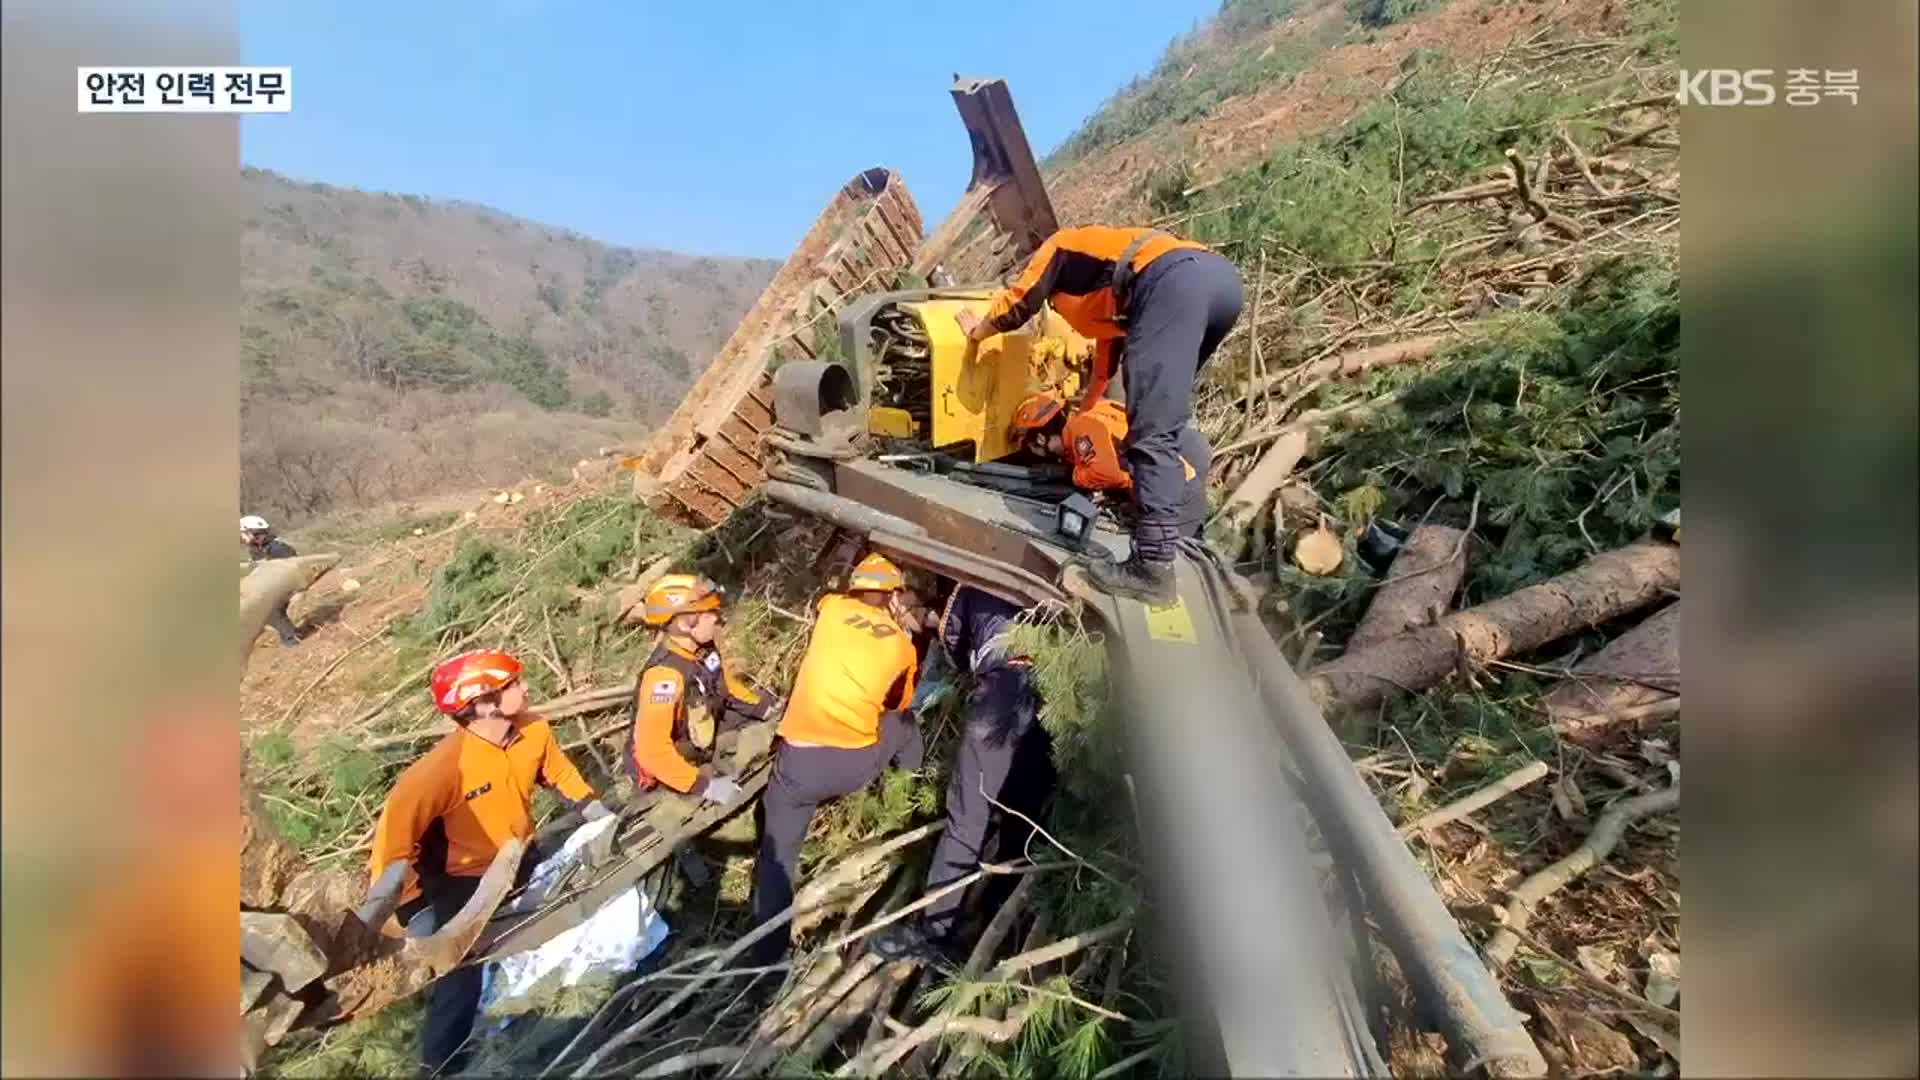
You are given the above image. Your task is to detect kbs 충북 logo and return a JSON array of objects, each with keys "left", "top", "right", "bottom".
[
  {"left": 77, "top": 67, "right": 292, "bottom": 113},
  {"left": 1673, "top": 68, "right": 1859, "bottom": 107}
]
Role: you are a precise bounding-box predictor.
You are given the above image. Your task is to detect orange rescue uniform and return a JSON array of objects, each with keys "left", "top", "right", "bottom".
[
  {"left": 368, "top": 715, "right": 595, "bottom": 906},
  {"left": 777, "top": 593, "right": 919, "bottom": 749},
  {"left": 629, "top": 639, "right": 768, "bottom": 793},
  {"left": 981, "top": 225, "right": 1210, "bottom": 406},
  {"left": 1059, "top": 400, "right": 1197, "bottom": 494}
]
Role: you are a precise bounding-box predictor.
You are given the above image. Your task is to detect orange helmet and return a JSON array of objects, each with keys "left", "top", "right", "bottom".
[
  {"left": 430, "top": 649, "right": 523, "bottom": 715},
  {"left": 848, "top": 552, "right": 904, "bottom": 592},
  {"left": 1010, "top": 392, "right": 1065, "bottom": 434},
  {"left": 642, "top": 573, "right": 724, "bottom": 627}
]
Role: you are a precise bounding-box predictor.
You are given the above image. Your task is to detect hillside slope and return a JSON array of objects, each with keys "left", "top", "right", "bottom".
[
  {"left": 240, "top": 168, "right": 776, "bottom": 524},
  {"left": 1043, "top": 0, "right": 1633, "bottom": 225}
]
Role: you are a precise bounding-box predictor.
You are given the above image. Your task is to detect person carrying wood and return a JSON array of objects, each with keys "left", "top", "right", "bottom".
[
  {"left": 749, "top": 553, "right": 931, "bottom": 965},
  {"left": 866, "top": 583, "right": 1057, "bottom": 965},
  {"left": 241, "top": 514, "right": 303, "bottom": 646},
  {"left": 628, "top": 573, "right": 773, "bottom": 804},
  {"left": 1008, "top": 390, "right": 1211, "bottom": 538},
  {"left": 356, "top": 648, "right": 612, "bottom": 1074},
  {"left": 958, "top": 225, "right": 1243, "bottom": 604}
]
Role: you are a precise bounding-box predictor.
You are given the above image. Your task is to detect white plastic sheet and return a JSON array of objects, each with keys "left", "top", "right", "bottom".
[{"left": 479, "top": 817, "right": 671, "bottom": 1013}]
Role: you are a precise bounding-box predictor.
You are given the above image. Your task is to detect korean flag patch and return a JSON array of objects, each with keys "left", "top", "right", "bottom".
[{"left": 648, "top": 677, "right": 678, "bottom": 704}]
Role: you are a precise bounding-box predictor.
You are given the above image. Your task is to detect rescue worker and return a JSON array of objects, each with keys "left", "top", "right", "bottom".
[
  {"left": 957, "top": 226, "right": 1244, "bottom": 603},
  {"left": 628, "top": 573, "right": 773, "bottom": 805},
  {"left": 867, "top": 584, "right": 1057, "bottom": 964},
  {"left": 356, "top": 648, "right": 612, "bottom": 1074},
  {"left": 1008, "top": 390, "right": 1212, "bottom": 540},
  {"left": 242, "top": 514, "right": 303, "bottom": 646},
  {"left": 749, "top": 553, "right": 928, "bottom": 964}
]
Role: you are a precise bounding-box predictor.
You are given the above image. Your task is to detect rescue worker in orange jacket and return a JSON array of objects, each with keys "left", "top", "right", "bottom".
[
  {"left": 958, "top": 225, "right": 1243, "bottom": 603},
  {"left": 749, "top": 553, "right": 930, "bottom": 964},
  {"left": 628, "top": 573, "right": 773, "bottom": 805},
  {"left": 357, "top": 648, "right": 611, "bottom": 1074},
  {"left": 1008, "top": 391, "right": 1213, "bottom": 540}
]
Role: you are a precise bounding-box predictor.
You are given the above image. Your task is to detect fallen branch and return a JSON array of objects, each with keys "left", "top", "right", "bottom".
[
  {"left": 1399, "top": 761, "right": 1550, "bottom": 838},
  {"left": 1307, "top": 540, "right": 1681, "bottom": 711},
  {"left": 1557, "top": 126, "right": 1610, "bottom": 196},
  {"left": 837, "top": 919, "right": 1130, "bottom": 1076},
  {"left": 1504, "top": 149, "right": 1584, "bottom": 239},
  {"left": 1349, "top": 523, "right": 1471, "bottom": 649},
  {"left": 1484, "top": 784, "right": 1680, "bottom": 965},
  {"left": 1599, "top": 121, "right": 1671, "bottom": 156},
  {"left": 786, "top": 959, "right": 916, "bottom": 1072},
  {"left": 1251, "top": 333, "right": 1454, "bottom": 404},
  {"left": 635, "top": 1046, "right": 748, "bottom": 1079},
  {"left": 1551, "top": 696, "right": 1681, "bottom": 744},
  {"left": 1491, "top": 920, "right": 1681, "bottom": 1024},
  {"left": 1412, "top": 178, "right": 1512, "bottom": 209},
  {"left": 1213, "top": 394, "right": 1392, "bottom": 461}
]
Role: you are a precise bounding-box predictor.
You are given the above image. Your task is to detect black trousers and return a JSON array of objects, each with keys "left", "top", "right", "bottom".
[
  {"left": 750, "top": 713, "right": 923, "bottom": 963},
  {"left": 267, "top": 601, "right": 300, "bottom": 644},
  {"left": 398, "top": 851, "right": 538, "bottom": 1074},
  {"left": 1120, "top": 250, "right": 1244, "bottom": 560},
  {"left": 919, "top": 666, "right": 1056, "bottom": 939}
]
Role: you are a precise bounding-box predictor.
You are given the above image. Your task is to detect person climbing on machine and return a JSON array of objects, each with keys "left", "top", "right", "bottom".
[
  {"left": 628, "top": 573, "right": 774, "bottom": 805},
  {"left": 241, "top": 514, "right": 303, "bottom": 646},
  {"left": 867, "top": 583, "right": 1057, "bottom": 964},
  {"left": 957, "top": 225, "right": 1244, "bottom": 604},
  {"left": 355, "top": 648, "right": 612, "bottom": 1075},
  {"left": 1007, "top": 390, "right": 1212, "bottom": 541},
  {"left": 749, "top": 553, "right": 930, "bottom": 965}
]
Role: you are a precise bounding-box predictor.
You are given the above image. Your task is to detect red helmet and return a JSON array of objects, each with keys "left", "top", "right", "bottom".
[{"left": 430, "top": 649, "right": 523, "bottom": 715}]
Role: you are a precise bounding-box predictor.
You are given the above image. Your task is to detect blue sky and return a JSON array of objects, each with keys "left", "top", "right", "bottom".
[{"left": 240, "top": 1, "right": 1220, "bottom": 259}]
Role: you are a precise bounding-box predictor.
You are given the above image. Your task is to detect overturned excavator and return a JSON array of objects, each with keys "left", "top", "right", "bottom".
[
  {"left": 239, "top": 78, "right": 1548, "bottom": 1077},
  {"left": 629, "top": 77, "right": 1549, "bottom": 1076}
]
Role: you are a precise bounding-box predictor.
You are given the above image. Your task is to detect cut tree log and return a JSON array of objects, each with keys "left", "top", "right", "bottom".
[
  {"left": 239, "top": 553, "right": 339, "bottom": 662},
  {"left": 1349, "top": 524, "right": 1471, "bottom": 649},
  {"left": 1214, "top": 430, "right": 1308, "bottom": 544},
  {"left": 1540, "top": 603, "right": 1678, "bottom": 737},
  {"left": 1307, "top": 540, "right": 1680, "bottom": 711},
  {"left": 1247, "top": 335, "right": 1452, "bottom": 404}
]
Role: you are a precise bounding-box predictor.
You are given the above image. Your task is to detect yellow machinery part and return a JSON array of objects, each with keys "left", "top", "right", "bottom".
[
  {"left": 867, "top": 406, "right": 917, "bottom": 439},
  {"left": 899, "top": 299, "right": 1093, "bottom": 463}
]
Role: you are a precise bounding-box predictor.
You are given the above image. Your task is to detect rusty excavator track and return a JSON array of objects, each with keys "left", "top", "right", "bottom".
[{"left": 634, "top": 77, "right": 1058, "bottom": 527}]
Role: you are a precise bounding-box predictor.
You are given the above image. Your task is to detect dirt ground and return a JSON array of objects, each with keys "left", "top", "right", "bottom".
[{"left": 242, "top": 473, "right": 614, "bottom": 748}]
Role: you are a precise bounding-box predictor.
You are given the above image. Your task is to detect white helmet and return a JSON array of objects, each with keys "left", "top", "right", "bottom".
[{"left": 240, "top": 515, "right": 271, "bottom": 532}]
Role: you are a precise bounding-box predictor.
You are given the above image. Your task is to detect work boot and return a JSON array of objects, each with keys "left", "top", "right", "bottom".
[
  {"left": 866, "top": 917, "right": 959, "bottom": 967},
  {"left": 1086, "top": 552, "right": 1176, "bottom": 606}
]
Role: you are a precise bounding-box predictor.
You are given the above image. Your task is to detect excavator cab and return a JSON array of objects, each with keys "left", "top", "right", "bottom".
[{"left": 834, "top": 288, "right": 1094, "bottom": 463}]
